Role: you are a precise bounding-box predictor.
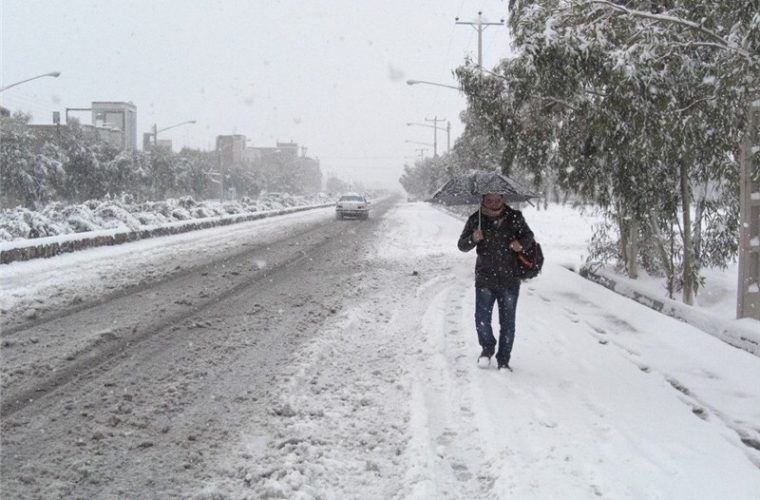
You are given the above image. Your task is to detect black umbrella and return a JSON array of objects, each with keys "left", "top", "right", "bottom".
[
  {"left": 431, "top": 171, "right": 536, "bottom": 205},
  {"left": 431, "top": 171, "right": 537, "bottom": 228}
]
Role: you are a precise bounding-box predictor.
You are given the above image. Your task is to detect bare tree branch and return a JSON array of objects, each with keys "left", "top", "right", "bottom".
[
  {"left": 538, "top": 96, "right": 580, "bottom": 112},
  {"left": 678, "top": 95, "right": 718, "bottom": 114}
]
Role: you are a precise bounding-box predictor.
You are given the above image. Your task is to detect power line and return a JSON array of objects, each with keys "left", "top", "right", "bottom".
[{"left": 0, "top": 89, "right": 60, "bottom": 121}]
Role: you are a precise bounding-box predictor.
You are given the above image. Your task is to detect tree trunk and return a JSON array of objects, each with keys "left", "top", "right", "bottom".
[
  {"left": 693, "top": 188, "right": 706, "bottom": 264},
  {"left": 616, "top": 205, "right": 638, "bottom": 278},
  {"left": 616, "top": 205, "right": 628, "bottom": 271},
  {"left": 737, "top": 98, "right": 759, "bottom": 319},
  {"left": 648, "top": 212, "right": 674, "bottom": 297},
  {"left": 627, "top": 218, "right": 639, "bottom": 279},
  {"left": 680, "top": 160, "right": 694, "bottom": 305}
]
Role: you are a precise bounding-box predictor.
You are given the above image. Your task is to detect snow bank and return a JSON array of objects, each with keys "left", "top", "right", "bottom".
[
  {"left": 0, "top": 195, "right": 328, "bottom": 241},
  {"left": 0, "top": 195, "right": 333, "bottom": 264}
]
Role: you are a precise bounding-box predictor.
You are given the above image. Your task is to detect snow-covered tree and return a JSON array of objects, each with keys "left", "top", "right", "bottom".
[
  {"left": 325, "top": 175, "right": 351, "bottom": 194},
  {"left": 399, "top": 155, "right": 454, "bottom": 200},
  {"left": 1, "top": 114, "right": 67, "bottom": 208},
  {"left": 457, "top": 0, "right": 759, "bottom": 303}
]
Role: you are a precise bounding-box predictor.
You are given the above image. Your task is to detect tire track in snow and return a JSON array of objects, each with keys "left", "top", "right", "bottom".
[{"left": 194, "top": 251, "right": 441, "bottom": 498}]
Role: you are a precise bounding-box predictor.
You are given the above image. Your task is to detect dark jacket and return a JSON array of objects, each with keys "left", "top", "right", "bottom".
[{"left": 458, "top": 205, "right": 535, "bottom": 288}]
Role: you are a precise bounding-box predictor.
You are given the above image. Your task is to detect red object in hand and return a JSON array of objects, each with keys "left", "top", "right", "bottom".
[{"left": 517, "top": 253, "right": 534, "bottom": 268}]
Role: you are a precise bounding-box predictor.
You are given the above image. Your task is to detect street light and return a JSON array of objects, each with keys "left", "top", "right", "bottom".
[
  {"left": 406, "top": 79, "right": 461, "bottom": 91},
  {"left": 152, "top": 120, "right": 196, "bottom": 147},
  {"left": 0, "top": 71, "right": 61, "bottom": 93},
  {"left": 406, "top": 81, "right": 459, "bottom": 156}
]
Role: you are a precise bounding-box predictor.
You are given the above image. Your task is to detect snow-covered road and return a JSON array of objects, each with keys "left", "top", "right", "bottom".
[{"left": 2, "top": 199, "right": 759, "bottom": 499}]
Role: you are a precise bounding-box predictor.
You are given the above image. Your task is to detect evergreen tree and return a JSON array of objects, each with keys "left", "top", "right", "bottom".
[{"left": 456, "top": 0, "right": 758, "bottom": 303}]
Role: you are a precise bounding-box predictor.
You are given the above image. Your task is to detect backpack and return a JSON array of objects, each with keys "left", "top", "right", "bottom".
[{"left": 515, "top": 241, "right": 544, "bottom": 279}]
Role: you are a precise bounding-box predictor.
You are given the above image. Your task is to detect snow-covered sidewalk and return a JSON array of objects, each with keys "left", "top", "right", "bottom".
[{"left": 196, "top": 202, "right": 760, "bottom": 499}]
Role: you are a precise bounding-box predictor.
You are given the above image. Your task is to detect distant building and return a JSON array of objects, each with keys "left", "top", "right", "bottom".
[
  {"left": 156, "top": 139, "right": 173, "bottom": 151},
  {"left": 276, "top": 141, "right": 299, "bottom": 160},
  {"left": 246, "top": 141, "right": 322, "bottom": 193},
  {"left": 142, "top": 132, "right": 154, "bottom": 151},
  {"left": 246, "top": 141, "right": 318, "bottom": 167},
  {"left": 91, "top": 101, "right": 137, "bottom": 150},
  {"left": 245, "top": 145, "right": 278, "bottom": 163},
  {"left": 29, "top": 122, "right": 124, "bottom": 149},
  {"left": 216, "top": 134, "right": 247, "bottom": 166},
  {"left": 243, "top": 147, "right": 262, "bottom": 163}
]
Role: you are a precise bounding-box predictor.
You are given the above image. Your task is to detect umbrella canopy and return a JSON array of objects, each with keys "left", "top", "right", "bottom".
[{"left": 431, "top": 171, "right": 536, "bottom": 205}]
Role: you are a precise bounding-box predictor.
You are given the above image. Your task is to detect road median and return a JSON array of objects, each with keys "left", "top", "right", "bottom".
[{"left": 0, "top": 203, "right": 332, "bottom": 265}]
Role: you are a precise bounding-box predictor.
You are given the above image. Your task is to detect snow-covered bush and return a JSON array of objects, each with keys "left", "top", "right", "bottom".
[
  {"left": 133, "top": 211, "right": 171, "bottom": 226},
  {"left": 142, "top": 201, "right": 173, "bottom": 218},
  {"left": 171, "top": 207, "right": 192, "bottom": 220},
  {"left": 259, "top": 199, "right": 285, "bottom": 211},
  {"left": 220, "top": 202, "right": 245, "bottom": 215},
  {"left": 119, "top": 192, "right": 136, "bottom": 205},
  {"left": 0, "top": 208, "right": 66, "bottom": 239},
  {"left": 0, "top": 193, "right": 328, "bottom": 241},
  {"left": 83, "top": 199, "right": 102, "bottom": 211},
  {"left": 94, "top": 204, "right": 143, "bottom": 231},
  {"left": 178, "top": 196, "right": 197, "bottom": 209},
  {"left": 191, "top": 206, "right": 221, "bottom": 218},
  {"left": 62, "top": 205, "right": 101, "bottom": 234}
]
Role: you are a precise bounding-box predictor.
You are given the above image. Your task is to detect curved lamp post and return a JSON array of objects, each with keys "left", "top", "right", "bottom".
[
  {"left": 152, "top": 120, "right": 196, "bottom": 146},
  {"left": 0, "top": 71, "right": 61, "bottom": 93},
  {"left": 406, "top": 80, "right": 458, "bottom": 156},
  {"left": 405, "top": 79, "right": 460, "bottom": 91}
]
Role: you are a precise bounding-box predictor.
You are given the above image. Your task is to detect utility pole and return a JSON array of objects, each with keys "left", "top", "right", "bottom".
[
  {"left": 52, "top": 111, "right": 61, "bottom": 144},
  {"left": 415, "top": 148, "right": 427, "bottom": 160},
  {"left": 408, "top": 121, "right": 451, "bottom": 153},
  {"left": 425, "top": 116, "right": 445, "bottom": 157},
  {"left": 737, "top": 98, "right": 760, "bottom": 319},
  {"left": 455, "top": 12, "right": 505, "bottom": 71}
]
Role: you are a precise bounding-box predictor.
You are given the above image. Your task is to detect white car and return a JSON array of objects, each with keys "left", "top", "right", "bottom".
[{"left": 335, "top": 193, "right": 369, "bottom": 220}]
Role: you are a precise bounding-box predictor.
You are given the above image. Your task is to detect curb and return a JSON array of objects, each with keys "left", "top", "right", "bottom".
[{"left": 579, "top": 265, "right": 759, "bottom": 358}]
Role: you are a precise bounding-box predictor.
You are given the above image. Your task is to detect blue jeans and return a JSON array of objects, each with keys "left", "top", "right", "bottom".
[{"left": 475, "top": 286, "right": 520, "bottom": 364}]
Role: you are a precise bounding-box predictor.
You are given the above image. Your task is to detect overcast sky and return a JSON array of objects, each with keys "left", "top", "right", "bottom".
[{"left": 1, "top": 0, "right": 511, "bottom": 190}]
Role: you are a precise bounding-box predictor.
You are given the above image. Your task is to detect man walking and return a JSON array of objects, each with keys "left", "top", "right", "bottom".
[{"left": 457, "top": 192, "right": 535, "bottom": 370}]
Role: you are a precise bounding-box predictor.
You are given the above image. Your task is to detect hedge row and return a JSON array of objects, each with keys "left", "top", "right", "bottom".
[{"left": 0, "top": 203, "right": 332, "bottom": 265}]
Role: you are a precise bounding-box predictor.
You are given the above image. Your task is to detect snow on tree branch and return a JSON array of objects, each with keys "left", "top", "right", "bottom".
[{"left": 584, "top": 0, "right": 755, "bottom": 60}]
